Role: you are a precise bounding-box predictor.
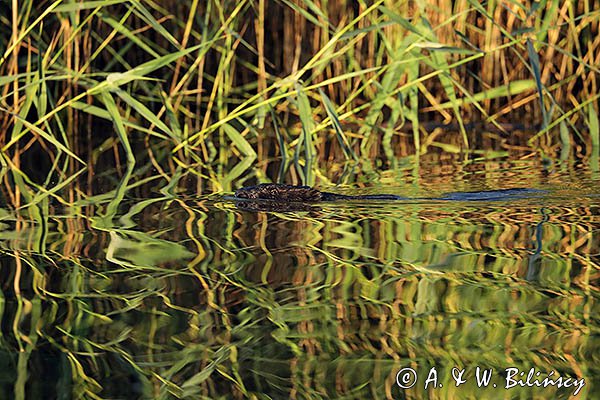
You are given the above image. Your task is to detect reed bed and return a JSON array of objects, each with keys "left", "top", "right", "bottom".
[{"left": 0, "top": 0, "right": 599, "bottom": 188}]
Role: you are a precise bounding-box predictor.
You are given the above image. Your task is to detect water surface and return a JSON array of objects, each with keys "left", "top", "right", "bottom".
[{"left": 1, "top": 156, "right": 599, "bottom": 399}]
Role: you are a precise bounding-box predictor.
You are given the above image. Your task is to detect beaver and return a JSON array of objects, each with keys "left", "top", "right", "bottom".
[
  {"left": 233, "top": 183, "right": 547, "bottom": 204},
  {"left": 234, "top": 183, "right": 405, "bottom": 202}
]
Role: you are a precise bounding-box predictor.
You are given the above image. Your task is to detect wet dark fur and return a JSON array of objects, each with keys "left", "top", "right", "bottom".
[
  {"left": 235, "top": 184, "right": 323, "bottom": 202},
  {"left": 234, "top": 183, "right": 405, "bottom": 202}
]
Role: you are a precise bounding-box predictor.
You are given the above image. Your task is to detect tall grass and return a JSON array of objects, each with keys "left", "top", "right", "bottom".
[{"left": 0, "top": 0, "right": 598, "bottom": 191}]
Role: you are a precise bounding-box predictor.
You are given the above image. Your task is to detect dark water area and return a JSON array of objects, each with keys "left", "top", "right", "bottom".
[{"left": 1, "top": 155, "right": 599, "bottom": 399}]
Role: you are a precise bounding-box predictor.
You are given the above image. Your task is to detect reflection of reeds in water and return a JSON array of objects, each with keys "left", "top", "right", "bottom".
[
  {"left": 0, "top": 166, "right": 598, "bottom": 397},
  {"left": 228, "top": 201, "right": 599, "bottom": 398},
  {"left": 1, "top": 0, "right": 599, "bottom": 179}
]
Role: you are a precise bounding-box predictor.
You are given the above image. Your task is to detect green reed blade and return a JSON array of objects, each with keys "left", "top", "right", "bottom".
[
  {"left": 115, "top": 89, "right": 174, "bottom": 138},
  {"left": 414, "top": 42, "right": 481, "bottom": 55},
  {"left": 528, "top": 94, "right": 600, "bottom": 145},
  {"left": 8, "top": 82, "right": 36, "bottom": 149},
  {"left": 222, "top": 123, "right": 257, "bottom": 159},
  {"left": 100, "top": 11, "right": 161, "bottom": 58},
  {"left": 130, "top": 1, "right": 180, "bottom": 47},
  {"left": 105, "top": 43, "right": 205, "bottom": 89},
  {"left": 2, "top": 108, "right": 84, "bottom": 164},
  {"left": 537, "top": 0, "right": 559, "bottom": 44},
  {"left": 590, "top": 103, "right": 599, "bottom": 148},
  {"left": 99, "top": 91, "right": 135, "bottom": 165},
  {"left": 281, "top": 0, "right": 328, "bottom": 29},
  {"left": 406, "top": 54, "right": 420, "bottom": 152},
  {"left": 159, "top": 90, "right": 183, "bottom": 143},
  {"left": 379, "top": 6, "right": 422, "bottom": 36},
  {"left": 295, "top": 82, "right": 317, "bottom": 182},
  {"left": 427, "top": 53, "right": 468, "bottom": 148},
  {"left": 559, "top": 121, "right": 571, "bottom": 162},
  {"left": 0, "top": 72, "right": 36, "bottom": 87},
  {"left": 53, "top": 0, "right": 127, "bottom": 12},
  {"left": 26, "top": 168, "right": 86, "bottom": 209},
  {"left": 269, "top": 105, "right": 288, "bottom": 163},
  {"left": 527, "top": 38, "right": 548, "bottom": 128},
  {"left": 319, "top": 89, "right": 357, "bottom": 161},
  {"left": 36, "top": 25, "right": 47, "bottom": 118},
  {"left": 69, "top": 101, "right": 169, "bottom": 140},
  {"left": 436, "top": 80, "right": 536, "bottom": 109}
]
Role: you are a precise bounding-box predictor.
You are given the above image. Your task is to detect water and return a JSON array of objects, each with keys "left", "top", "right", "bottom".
[{"left": 1, "top": 155, "right": 599, "bottom": 399}]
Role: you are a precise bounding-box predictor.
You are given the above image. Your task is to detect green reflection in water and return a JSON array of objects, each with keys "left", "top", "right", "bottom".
[{"left": 0, "top": 158, "right": 599, "bottom": 399}]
